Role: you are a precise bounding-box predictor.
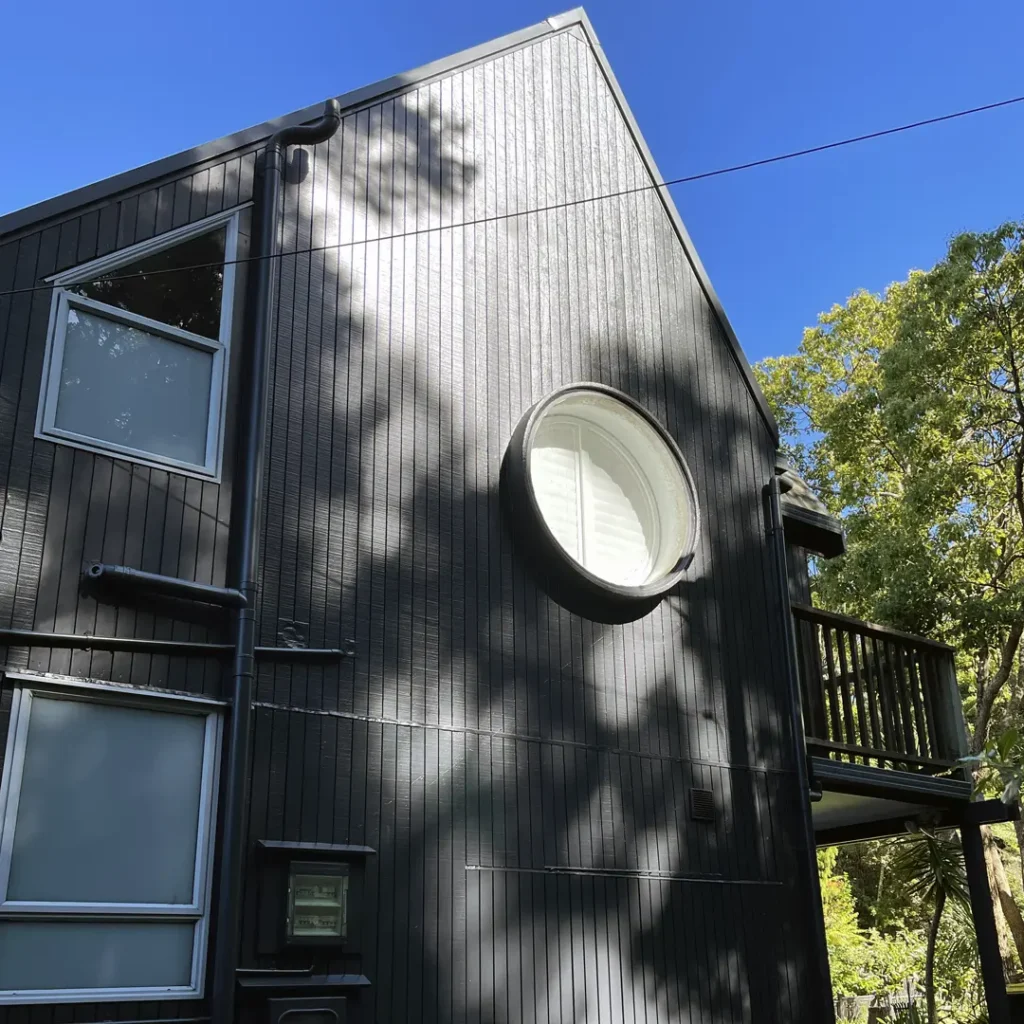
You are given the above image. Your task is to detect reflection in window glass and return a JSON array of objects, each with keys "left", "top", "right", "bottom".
[
  {"left": 71, "top": 227, "right": 226, "bottom": 338},
  {"left": 0, "top": 921, "right": 194, "bottom": 991},
  {"left": 54, "top": 307, "right": 214, "bottom": 466},
  {"left": 8, "top": 697, "right": 205, "bottom": 904}
]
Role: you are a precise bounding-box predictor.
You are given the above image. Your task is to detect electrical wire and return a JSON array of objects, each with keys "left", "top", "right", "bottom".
[{"left": 1, "top": 91, "right": 1022, "bottom": 300}]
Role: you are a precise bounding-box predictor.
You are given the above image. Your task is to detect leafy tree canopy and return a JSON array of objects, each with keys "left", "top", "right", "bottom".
[
  {"left": 761, "top": 220, "right": 1024, "bottom": 1020},
  {"left": 755, "top": 221, "right": 1024, "bottom": 751}
]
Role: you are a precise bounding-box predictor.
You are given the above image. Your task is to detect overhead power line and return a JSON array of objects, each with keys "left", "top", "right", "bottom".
[{"left": 1, "top": 91, "right": 1023, "bottom": 300}]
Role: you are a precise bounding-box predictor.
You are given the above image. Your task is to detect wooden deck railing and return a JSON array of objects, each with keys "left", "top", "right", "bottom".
[{"left": 791, "top": 604, "right": 969, "bottom": 773}]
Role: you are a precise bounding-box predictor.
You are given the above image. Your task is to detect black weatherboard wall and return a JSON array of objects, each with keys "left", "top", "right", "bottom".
[{"left": 0, "top": 10, "right": 824, "bottom": 1023}]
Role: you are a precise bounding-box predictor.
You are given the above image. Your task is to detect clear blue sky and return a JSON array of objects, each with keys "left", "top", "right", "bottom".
[{"left": 2, "top": 0, "right": 1022, "bottom": 362}]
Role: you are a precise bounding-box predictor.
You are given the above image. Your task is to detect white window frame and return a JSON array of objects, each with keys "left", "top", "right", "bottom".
[
  {"left": 36, "top": 208, "right": 244, "bottom": 481},
  {"left": 0, "top": 674, "right": 224, "bottom": 1004}
]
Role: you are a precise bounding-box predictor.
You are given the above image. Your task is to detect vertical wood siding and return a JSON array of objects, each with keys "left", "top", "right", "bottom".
[
  {"left": 0, "top": 152, "right": 256, "bottom": 697},
  {"left": 250, "top": 27, "right": 816, "bottom": 1024},
  {"left": 0, "top": 25, "right": 816, "bottom": 1024},
  {"left": 0, "top": 152, "right": 255, "bottom": 1024}
]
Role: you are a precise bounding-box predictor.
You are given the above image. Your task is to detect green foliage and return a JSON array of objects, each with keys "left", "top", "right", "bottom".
[
  {"left": 818, "top": 848, "right": 927, "bottom": 998},
  {"left": 819, "top": 840, "right": 984, "bottom": 1021},
  {"left": 963, "top": 726, "right": 1024, "bottom": 804},
  {"left": 934, "top": 916, "right": 988, "bottom": 1023},
  {"left": 819, "top": 848, "right": 875, "bottom": 996},
  {"left": 890, "top": 831, "right": 970, "bottom": 919},
  {"left": 755, "top": 221, "right": 1024, "bottom": 750},
  {"left": 837, "top": 840, "right": 930, "bottom": 933},
  {"left": 776, "top": 221, "right": 1024, "bottom": 1019}
]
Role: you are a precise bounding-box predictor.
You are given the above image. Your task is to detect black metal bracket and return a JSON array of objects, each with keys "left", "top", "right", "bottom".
[
  {"left": 237, "top": 974, "right": 370, "bottom": 990},
  {"left": 961, "top": 797, "right": 1021, "bottom": 826},
  {"left": 256, "top": 841, "right": 376, "bottom": 857}
]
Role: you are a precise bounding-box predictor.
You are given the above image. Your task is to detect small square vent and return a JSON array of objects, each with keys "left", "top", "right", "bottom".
[{"left": 690, "top": 788, "right": 715, "bottom": 823}]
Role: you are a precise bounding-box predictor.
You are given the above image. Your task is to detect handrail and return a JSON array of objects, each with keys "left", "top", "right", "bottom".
[{"left": 791, "top": 603, "right": 955, "bottom": 654}]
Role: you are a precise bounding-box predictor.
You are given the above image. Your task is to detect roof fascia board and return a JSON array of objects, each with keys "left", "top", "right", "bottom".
[
  {"left": 563, "top": 10, "right": 780, "bottom": 444},
  {"left": 0, "top": 15, "right": 569, "bottom": 241}
]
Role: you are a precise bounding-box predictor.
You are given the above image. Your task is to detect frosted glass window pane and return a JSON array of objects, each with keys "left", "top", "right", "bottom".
[
  {"left": 8, "top": 697, "right": 206, "bottom": 904},
  {"left": 54, "top": 308, "right": 213, "bottom": 465},
  {"left": 0, "top": 921, "right": 194, "bottom": 991}
]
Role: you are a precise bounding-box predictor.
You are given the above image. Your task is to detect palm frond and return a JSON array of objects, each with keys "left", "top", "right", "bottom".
[{"left": 890, "top": 830, "right": 971, "bottom": 915}]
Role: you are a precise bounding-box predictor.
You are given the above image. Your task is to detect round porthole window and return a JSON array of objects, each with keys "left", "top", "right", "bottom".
[{"left": 501, "top": 383, "right": 700, "bottom": 623}]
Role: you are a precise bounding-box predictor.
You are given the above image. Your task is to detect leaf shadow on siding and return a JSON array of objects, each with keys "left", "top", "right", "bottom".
[{"left": 253, "top": 191, "right": 819, "bottom": 1024}]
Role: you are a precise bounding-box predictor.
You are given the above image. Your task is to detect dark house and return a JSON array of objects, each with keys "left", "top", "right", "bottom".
[{"left": 0, "top": 10, "right": 1013, "bottom": 1024}]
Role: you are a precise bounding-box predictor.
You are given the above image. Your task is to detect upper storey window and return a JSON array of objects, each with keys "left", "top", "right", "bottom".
[{"left": 37, "top": 210, "right": 241, "bottom": 479}]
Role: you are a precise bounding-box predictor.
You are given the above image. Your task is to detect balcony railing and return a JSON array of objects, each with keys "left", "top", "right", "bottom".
[{"left": 792, "top": 604, "right": 969, "bottom": 773}]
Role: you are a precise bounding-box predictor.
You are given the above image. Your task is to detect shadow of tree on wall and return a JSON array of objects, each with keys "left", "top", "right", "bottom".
[
  {"left": 0, "top": 82, "right": 818, "bottom": 1024},
  {"left": 249, "top": 78, "right": 821, "bottom": 1023}
]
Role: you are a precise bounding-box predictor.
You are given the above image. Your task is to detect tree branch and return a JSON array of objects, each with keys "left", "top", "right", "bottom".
[{"left": 973, "top": 619, "right": 1024, "bottom": 753}]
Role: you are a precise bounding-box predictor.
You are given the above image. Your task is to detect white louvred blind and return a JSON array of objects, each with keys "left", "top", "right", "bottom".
[{"left": 531, "top": 415, "right": 657, "bottom": 586}]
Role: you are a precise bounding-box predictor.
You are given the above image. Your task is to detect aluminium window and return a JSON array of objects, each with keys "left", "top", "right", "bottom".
[
  {"left": 36, "top": 209, "right": 242, "bottom": 479},
  {"left": 0, "top": 676, "right": 222, "bottom": 1004}
]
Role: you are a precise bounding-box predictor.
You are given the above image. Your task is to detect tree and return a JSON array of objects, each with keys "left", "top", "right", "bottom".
[
  {"left": 891, "top": 830, "right": 971, "bottom": 1024},
  {"left": 755, "top": 222, "right": 1024, "bottom": 970},
  {"left": 755, "top": 222, "right": 1024, "bottom": 755},
  {"left": 819, "top": 847, "right": 875, "bottom": 1000}
]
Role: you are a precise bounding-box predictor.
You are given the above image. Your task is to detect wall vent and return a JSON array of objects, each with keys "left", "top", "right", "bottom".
[{"left": 690, "top": 788, "right": 715, "bottom": 823}]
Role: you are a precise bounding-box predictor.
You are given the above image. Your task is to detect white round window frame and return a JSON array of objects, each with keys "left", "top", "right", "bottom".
[{"left": 519, "top": 384, "right": 700, "bottom": 602}]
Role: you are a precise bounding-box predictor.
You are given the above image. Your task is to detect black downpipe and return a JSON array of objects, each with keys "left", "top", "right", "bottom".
[
  {"left": 210, "top": 98, "right": 342, "bottom": 1024},
  {"left": 85, "top": 562, "right": 247, "bottom": 608},
  {"left": 766, "top": 474, "right": 836, "bottom": 1023}
]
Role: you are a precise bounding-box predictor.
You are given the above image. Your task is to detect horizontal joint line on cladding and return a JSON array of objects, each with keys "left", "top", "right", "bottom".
[
  {"left": 464, "top": 864, "right": 783, "bottom": 886},
  {"left": 250, "top": 701, "right": 794, "bottom": 776}
]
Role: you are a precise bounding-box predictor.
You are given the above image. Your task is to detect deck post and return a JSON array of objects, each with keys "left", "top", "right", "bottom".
[
  {"left": 961, "top": 822, "right": 1011, "bottom": 1024},
  {"left": 935, "top": 651, "right": 971, "bottom": 768}
]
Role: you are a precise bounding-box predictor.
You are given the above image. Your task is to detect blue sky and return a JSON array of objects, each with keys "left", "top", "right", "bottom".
[{"left": 2, "top": 0, "right": 1022, "bottom": 363}]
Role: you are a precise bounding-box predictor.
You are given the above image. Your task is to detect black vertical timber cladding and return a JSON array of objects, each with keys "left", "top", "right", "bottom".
[
  {"left": 0, "top": 147, "right": 255, "bottom": 1022},
  {"left": 0, "top": 24, "right": 821, "bottom": 1024},
  {"left": 241, "top": 27, "right": 818, "bottom": 1024}
]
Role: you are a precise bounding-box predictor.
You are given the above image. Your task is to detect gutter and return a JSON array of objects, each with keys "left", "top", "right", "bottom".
[{"left": 209, "top": 98, "right": 342, "bottom": 1024}]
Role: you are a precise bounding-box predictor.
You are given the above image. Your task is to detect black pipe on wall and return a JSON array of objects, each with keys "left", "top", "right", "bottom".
[
  {"left": 85, "top": 562, "right": 247, "bottom": 607},
  {"left": 210, "top": 98, "right": 342, "bottom": 1024},
  {"left": 766, "top": 474, "right": 837, "bottom": 1024}
]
